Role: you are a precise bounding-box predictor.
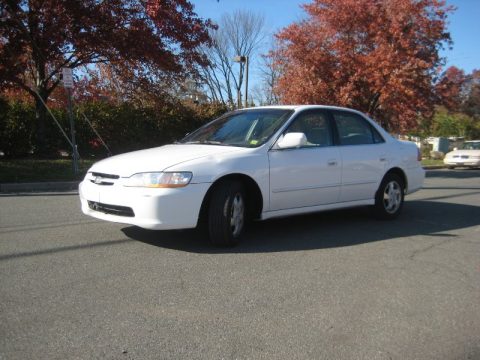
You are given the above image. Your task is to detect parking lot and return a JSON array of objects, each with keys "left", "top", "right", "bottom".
[{"left": 1, "top": 169, "right": 479, "bottom": 359}]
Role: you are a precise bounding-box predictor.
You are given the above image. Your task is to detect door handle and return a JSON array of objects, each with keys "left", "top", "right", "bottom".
[
  {"left": 379, "top": 156, "right": 387, "bottom": 162},
  {"left": 328, "top": 160, "right": 337, "bottom": 166}
]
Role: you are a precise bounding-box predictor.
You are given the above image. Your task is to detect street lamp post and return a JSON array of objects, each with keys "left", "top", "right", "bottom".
[
  {"left": 244, "top": 56, "right": 249, "bottom": 108},
  {"left": 233, "top": 55, "right": 249, "bottom": 108}
]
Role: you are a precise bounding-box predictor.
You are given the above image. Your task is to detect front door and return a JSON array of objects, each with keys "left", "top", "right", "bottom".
[{"left": 268, "top": 110, "right": 341, "bottom": 211}]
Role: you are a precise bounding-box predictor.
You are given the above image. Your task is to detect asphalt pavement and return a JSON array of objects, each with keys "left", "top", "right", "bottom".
[{"left": 1, "top": 169, "right": 479, "bottom": 359}]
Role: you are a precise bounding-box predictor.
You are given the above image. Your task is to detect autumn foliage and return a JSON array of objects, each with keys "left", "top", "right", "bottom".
[
  {"left": 0, "top": 0, "right": 214, "bottom": 155},
  {"left": 435, "top": 66, "right": 466, "bottom": 111},
  {"left": 0, "top": 0, "right": 213, "bottom": 91},
  {"left": 272, "top": 0, "right": 453, "bottom": 132}
]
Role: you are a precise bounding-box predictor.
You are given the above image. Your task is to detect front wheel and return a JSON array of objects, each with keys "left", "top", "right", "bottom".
[
  {"left": 373, "top": 174, "right": 404, "bottom": 220},
  {"left": 208, "top": 181, "right": 246, "bottom": 246}
]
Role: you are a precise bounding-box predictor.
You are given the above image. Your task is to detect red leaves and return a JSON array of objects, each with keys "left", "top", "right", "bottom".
[
  {"left": 435, "top": 66, "right": 466, "bottom": 111},
  {"left": 0, "top": 0, "right": 214, "bottom": 97},
  {"left": 272, "top": 0, "right": 453, "bottom": 132},
  {"left": 0, "top": 0, "right": 214, "bottom": 155}
]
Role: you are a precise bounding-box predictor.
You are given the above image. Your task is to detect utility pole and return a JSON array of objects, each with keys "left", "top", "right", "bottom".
[
  {"left": 62, "top": 68, "right": 79, "bottom": 174},
  {"left": 244, "top": 56, "right": 249, "bottom": 108},
  {"left": 237, "top": 88, "right": 241, "bottom": 109}
]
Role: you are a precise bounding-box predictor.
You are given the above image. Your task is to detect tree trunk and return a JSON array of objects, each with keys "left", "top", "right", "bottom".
[{"left": 34, "top": 88, "right": 48, "bottom": 157}]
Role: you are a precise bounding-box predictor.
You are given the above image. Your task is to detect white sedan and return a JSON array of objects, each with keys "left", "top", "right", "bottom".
[
  {"left": 443, "top": 141, "right": 480, "bottom": 169},
  {"left": 79, "top": 105, "right": 424, "bottom": 245}
]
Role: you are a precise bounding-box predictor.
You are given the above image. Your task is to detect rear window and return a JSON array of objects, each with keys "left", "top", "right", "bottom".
[{"left": 332, "top": 111, "right": 384, "bottom": 145}]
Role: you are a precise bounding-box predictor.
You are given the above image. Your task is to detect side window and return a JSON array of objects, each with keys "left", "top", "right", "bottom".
[
  {"left": 285, "top": 111, "right": 332, "bottom": 147},
  {"left": 333, "top": 111, "right": 384, "bottom": 145}
]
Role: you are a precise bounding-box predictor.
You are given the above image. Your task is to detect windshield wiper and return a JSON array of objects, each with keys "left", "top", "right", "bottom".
[{"left": 183, "top": 140, "right": 224, "bottom": 145}]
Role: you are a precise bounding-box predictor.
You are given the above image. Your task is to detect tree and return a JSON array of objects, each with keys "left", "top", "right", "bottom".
[
  {"left": 0, "top": 0, "right": 213, "bottom": 155},
  {"left": 251, "top": 52, "right": 282, "bottom": 106},
  {"left": 255, "top": 39, "right": 282, "bottom": 105},
  {"left": 435, "top": 66, "right": 466, "bottom": 111},
  {"left": 430, "top": 106, "right": 480, "bottom": 139},
  {"left": 200, "top": 10, "right": 265, "bottom": 108},
  {"left": 462, "top": 69, "right": 480, "bottom": 118},
  {"left": 271, "top": 0, "right": 453, "bottom": 132}
]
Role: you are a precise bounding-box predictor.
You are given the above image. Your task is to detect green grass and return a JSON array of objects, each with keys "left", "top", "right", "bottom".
[
  {"left": 421, "top": 159, "right": 444, "bottom": 166},
  {"left": 0, "top": 159, "right": 96, "bottom": 183}
]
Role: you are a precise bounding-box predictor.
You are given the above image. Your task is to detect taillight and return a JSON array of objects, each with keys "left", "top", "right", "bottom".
[{"left": 417, "top": 147, "right": 422, "bottom": 161}]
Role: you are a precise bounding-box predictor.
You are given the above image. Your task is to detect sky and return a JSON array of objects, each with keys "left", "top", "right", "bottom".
[
  {"left": 442, "top": 0, "right": 480, "bottom": 73},
  {"left": 191, "top": 0, "right": 479, "bottom": 75}
]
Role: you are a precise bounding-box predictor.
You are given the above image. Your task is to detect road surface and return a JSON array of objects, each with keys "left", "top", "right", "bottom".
[{"left": 1, "top": 169, "right": 479, "bottom": 359}]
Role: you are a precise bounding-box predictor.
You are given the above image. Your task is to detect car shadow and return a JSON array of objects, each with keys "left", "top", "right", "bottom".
[{"left": 121, "top": 199, "right": 480, "bottom": 254}]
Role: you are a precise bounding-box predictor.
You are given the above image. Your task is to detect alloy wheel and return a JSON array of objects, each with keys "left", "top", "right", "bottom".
[{"left": 383, "top": 181, "right": 402, "bottom": 214}]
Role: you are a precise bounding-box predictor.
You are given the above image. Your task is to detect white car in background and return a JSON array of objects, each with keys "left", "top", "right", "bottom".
[
  {"left": 444, "top": 141, "right": 480, "bottom": 169},
  {"left": 79, "top": 105, "right": 424, "bottom": 246}
]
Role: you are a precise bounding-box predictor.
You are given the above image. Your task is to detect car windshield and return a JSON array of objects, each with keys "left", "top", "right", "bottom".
[
  {"left": 461, "top": 142, "right": 480, "bottom": 150},
  {"left": 179, "top": 109, "right": 294, "bottom": 148}
]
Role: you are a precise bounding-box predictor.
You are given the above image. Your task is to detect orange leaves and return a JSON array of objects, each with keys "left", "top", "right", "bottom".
[
  {"left": 435, "top": 66, "right": 466, "bottom": 111},
  {"left": 1, "top": 0, "right": 214, "bottom": 98},
  {"left": 272, "top": 0, "right": 453, "bottom": 132},
  {"left": 0, "top": 0, "right": 214, "bottom": 155}
]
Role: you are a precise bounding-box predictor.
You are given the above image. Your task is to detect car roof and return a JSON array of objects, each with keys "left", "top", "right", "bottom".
[
  {"left": 242, "top": 105, "right": 370, "bottom": 118},
  {"left": 243, "top": 105, "right": 357, "bottom": 111}
]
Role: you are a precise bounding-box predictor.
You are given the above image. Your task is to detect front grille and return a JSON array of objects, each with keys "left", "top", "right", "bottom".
[
  {"left": 89, "top": 172, "right": 120, "bottom": 186},
  {"left": 91, "top": 172, "right": 119, "bottom": 179},
  {"left": 88, "top": 201, "right": 135, "bottom": 217}
]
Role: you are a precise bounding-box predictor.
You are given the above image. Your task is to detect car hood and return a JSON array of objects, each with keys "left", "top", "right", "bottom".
[
  {"left": 88, "top": 144, "right": 246, "bottom": 177},
  {"left": 446, "top": 149, "right": 480, "bottom": 157}
]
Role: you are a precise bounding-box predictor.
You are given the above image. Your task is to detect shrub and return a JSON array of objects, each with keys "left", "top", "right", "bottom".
[
  {"left": 0, "top": 99, "right": 35, "bottom": 157},
  {"left": 0, "top": 96, "right": 228, "bottom": 158}
]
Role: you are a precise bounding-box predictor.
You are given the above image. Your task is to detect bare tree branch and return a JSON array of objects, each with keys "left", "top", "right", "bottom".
[{"left": 198, "top": 10, "right": 265, "bottom": 108}]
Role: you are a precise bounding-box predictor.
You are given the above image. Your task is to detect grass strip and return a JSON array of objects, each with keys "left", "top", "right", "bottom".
[{"left": 0, "top": 159, "right": 96, "bottom": 183}]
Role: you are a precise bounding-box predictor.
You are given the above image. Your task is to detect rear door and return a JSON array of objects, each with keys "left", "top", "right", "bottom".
[{"left": 331, "top": 110, "right": 388, "bottom": 202}]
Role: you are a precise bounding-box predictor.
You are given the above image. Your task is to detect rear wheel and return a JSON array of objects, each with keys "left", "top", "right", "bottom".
[
  {"left": 208, "top": 181, "right": 246, "bottom": 246},
  {"left": 373, "top": 173, "right": 404, "bottom": 220}
]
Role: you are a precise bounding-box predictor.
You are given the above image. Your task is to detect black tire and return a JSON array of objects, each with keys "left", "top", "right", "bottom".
[
  {"left": 447, "top": 166, "right": 456, "bottom": 169},
  {"left": 208, "top": 181, "right": 246, "bottom": 246},
  {"left": 373, "top": 173, "right": 404, "bottom": 220}
]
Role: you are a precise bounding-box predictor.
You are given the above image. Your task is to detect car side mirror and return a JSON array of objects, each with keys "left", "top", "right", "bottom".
[{"left": 276, "top": 132, "right": 307, "bottom": 149}]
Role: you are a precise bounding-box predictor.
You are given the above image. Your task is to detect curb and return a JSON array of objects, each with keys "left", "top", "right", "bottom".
[
  {"left": 0, "top": 181, "right": 79, "bottom": 193},
  {"left": 422, "top": 165, "right": 447, "bottom": 170}
]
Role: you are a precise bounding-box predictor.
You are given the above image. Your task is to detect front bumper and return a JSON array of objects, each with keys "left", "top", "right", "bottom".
[{"left": 79, "top": 180, "right": 211, "bottom": 230}]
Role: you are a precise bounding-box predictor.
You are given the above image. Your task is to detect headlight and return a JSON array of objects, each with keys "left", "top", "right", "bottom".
[{"left": 124, "top": 172, "right": 192, "bottom": 188}]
